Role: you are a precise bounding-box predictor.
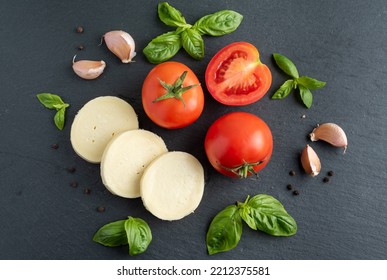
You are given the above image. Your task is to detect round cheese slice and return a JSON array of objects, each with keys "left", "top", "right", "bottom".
[
  {"left": 101, "top": 130, "right": 168, "bottom": 198},
  {"left": 70, "top": 96, "right": 138, "bottom": 163},
  {"left": 140, "top": 151, "right": 205, "bottom": 221}
]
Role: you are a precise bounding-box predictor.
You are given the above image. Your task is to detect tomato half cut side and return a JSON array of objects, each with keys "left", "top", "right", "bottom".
[{"left": 205, "top": 42, "right": 272, "bottom": 106}]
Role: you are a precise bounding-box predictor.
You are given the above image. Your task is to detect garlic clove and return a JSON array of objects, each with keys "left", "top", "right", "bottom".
[
  {"left": 301, "top": 145, "right": 321, "bottom": 177},
  {"left": 72, "top": 57, "right": 106, "bottom": 80},
  {"left": 309, "top": 123, "right": 348, "bottom": 153},
  {"left": 103, "top": 30, "right": 136, "bottom": 63}
]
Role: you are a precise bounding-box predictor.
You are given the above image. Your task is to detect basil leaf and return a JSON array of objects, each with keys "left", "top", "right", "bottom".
[
  {"left": 53, "top": 107, "right": 66, "bottom": 130},
  {"left": 238, "top": 204, "right": 257, "bottom": 230},
  {"left": 181, "top": 28, "right": 204, "bottom": 60},
  {"left": 143, "top": 31, "right": 182, "bottom": 64},
  {"left": 246, "top": 194, "right": 297, "bottom": 236},
  {"left": 37, "top": 93, "right": 65, "bottom": 109},
  {"left": 273, "top": 53, "right": 299, "bottom": 79},
  {"left": 271, "top": 79, "right": 294, "bottom": 99},
  {"left": 125, "top": 217, "right": 152, "bottom": 256},
  {"left": 93, "top": 220, "right": 128, "bottom": 247},
  {"left": 158, "top": 2, "right": 191, "bottom": 28},
  {"left": 299, "top": 85, "right": 313, "bottom": 108},
  {"left": 206, "top": 205, "right": 242, "bottom": 255},
  {"left": 193, "top": 10, "right": 243, "bottom": 36},
  {"left": 297, "top": 76, "right": 326, "bottom": 90}
]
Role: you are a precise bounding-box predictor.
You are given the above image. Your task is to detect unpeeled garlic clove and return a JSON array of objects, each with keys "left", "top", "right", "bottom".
[
  {"left": 301, "top": 144, "right": 321, "bottom": 177},
  {"left": 309, "top": 123, "right": 348, "bottom": 153},
  {"left": 72, "top": 57, "right": 106, "bottom": 80},
  {"left": 103, "top": 30, "right": 136, "bottom": 63}
]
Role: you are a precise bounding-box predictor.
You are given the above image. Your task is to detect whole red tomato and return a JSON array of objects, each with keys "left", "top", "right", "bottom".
[
  {"left": 205, "top": 42, "right": 272, "bottom": 106},
  {"left": 204, "top": 112, "right": 273, "bottom": 178},
  {"left": 142, "top": 61, "right": 204, "bottom": 129}
]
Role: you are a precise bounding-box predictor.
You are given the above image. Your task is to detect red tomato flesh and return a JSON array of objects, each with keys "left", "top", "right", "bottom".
[
  {"left": 205, "top": 42, "right": 272, "bottom": 106},
  {"left": 204, "top": 112, "right": 273, "bottom": 178}
]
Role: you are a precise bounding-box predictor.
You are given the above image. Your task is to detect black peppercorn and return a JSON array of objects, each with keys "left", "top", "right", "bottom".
[
  {"left": 289, "top": 170, "right": 296, "bottom": 176},
  {"left": 323, "top": 177, "right": 330, "bottom": 183},
  {"left": 287, "top": 184, "right": 293, "bottom": 190},
  {"left": 76, "top": 26, "right": 84, "bottom": 33},
  {"left": 97, "top": 206, "right": 105, "bottom": 213},
  {"left": 84, "top": 188, "right": 91, "bottom": 194},
  {"left": 293, "top": 190, "right": 299, "bottom": 196},
  {"left": 67, "top": 167, "right": 76, "bottom": 173},
  {"left": 51, "top": 143, "right": 59, "bottom": 149},
  {"left": 327, "top": 170, "right": 335, "bottom": 176},
  {"left": 78, "top": 45, "right": 84, "bottom": 50},
  {"left": 70, "top": 181, "right": 78, "bottom": 188}
]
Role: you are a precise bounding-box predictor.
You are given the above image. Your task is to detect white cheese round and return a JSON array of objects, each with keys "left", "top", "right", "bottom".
[
  {"left": 140, "top": 151, "right": 205, "bottom": 221},
  {"left": 101, "top": 129, "right": 168, "bottom": 198},
  {"left": 70, "top": 96, "right": 138, "bottom": 163}
]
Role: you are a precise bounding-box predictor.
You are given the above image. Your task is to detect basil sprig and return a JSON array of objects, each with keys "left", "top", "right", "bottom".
[
  {"left": 206, "top": 194, "right": 297, "bottom": 255},
  {"left": 36, "top": 93, "right": 69, "bottom": 130},
  {"left": 143, "top": 2, "right": 243, "bottom": 63},
  {"left": 93, "top": 216, "right": 152, "bottom": 256},
  {"left": 272, "top": 53, "right": 326, "bottom": 108}
]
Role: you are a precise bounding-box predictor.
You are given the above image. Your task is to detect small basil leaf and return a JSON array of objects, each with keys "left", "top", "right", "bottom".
[
  {"left": 273, "top": 53, "right": 299, "bottom": 79},
  {"left": 37, "top": 93, "right": 65, "bottom": 109},
  {"left": 143, "top": 31, "right": 182, "bottom": 64},
  {"left": 299, "top": 85, "right": 313, "bottom": 108},
  {"left": 271, "top": 79, "right": 294, "bottom": 99},
  {"left": 238, "top": 204, "right": 257, "bottom": 230},
  {"left": 93, "top": 220, "right": 128, "bottom": 247},
  {"left": 125, "top": 217, "right": 152, "bottom": 256},
  {"left": 247, "top": 194, "right": 297, "bottom": 236},
  {"left": 206, "top": 205, "right": 243, "bottom": 255},
  {"left": 193, "top": 10, "right": 243, "bottom": 36},
  {"left": 157, "top": 2, "right": 190, "bottom": 28},
  {"left": 297, "top": 76, "right": 326, "bottom": 90},
  {"left": 181, "top": 28, "right": 204, "bottom": 60},
  {"left": 53, "top": 107, "right": 66, "bottom": 130}
]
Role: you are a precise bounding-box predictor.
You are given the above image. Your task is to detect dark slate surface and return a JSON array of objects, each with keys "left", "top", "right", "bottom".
[{"left": 0, "top": 0, "right": 386, "bottom": 260}]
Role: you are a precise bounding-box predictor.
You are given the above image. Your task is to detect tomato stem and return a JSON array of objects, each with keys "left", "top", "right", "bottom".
[
  {"left": 219, "top": 160, "right": 264, "bottom": 178},
  {"left": 153, "top": 71, "right": 199, "bottom": 108}
]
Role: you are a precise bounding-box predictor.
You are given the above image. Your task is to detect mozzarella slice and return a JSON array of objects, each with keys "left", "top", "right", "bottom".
[
  {"left": 101, "top": 130, "right": 168, "bottom": 198},
  {"left": 70, "top": 96, "right": 138, "bottom": 163},
  {"left": 140, "top": 151, "right": 205, "bottom": 221}
]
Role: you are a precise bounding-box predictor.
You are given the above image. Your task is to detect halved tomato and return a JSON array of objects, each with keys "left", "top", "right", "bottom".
[{"left": 205, "top": 42, "right": 272, "bottom": 106}]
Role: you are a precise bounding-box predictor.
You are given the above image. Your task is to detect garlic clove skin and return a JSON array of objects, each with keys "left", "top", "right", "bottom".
[
  {"left": 309, "top": 123, "right": 348, "bottom": 153},
  {"left": 103, "top": 30, "right": 136, "bottom": 63},
  {"left": 301, "top": 145, "right": 321, "bottom": 177},
  {"left": 72, "top": 59, "right": 106, "bottom": 80}
]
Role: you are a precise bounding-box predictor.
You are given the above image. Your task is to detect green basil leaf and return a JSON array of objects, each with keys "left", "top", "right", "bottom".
[
  {"left": 93, "top": 220, "right": 128, "bottom": 247},
  {"left": 247, "top": 194, "right": 297, "bottom": 236},
  {"left": 143, "top": 31, "right": 182, "bottom": 64},
  {"left": 125, "top": 217, "right": 152, "bottom": 256},
  {"left": 37, "top": 93, "right": 65, "bottom": 109},
  {"left": 297, "top": 76, "right": 326, "bottom": 90},
  {"left": 53, "top": 107, "right": 66, "bottom": 130},
  {"left": 273, "top": 53, "right": 299, "bottom": 79},
  {"left": 193, "top": 10, "right": 243, "bottom": 36},
  {"left": 238, "top": 204, "right": 257, "bottom": 230},
  {"left": 206, "top": 205, "right": 243, "bottom": 255},
  {"left": 299, "top": 85, "right": 313, "bottom": 108},
  {"left": 181, "top": 28, "right": 204, "bottom": 60},
  {"left": 271, "top": 79, "right": 294, "bottom": 99},
  {"left": 158, "top": 2, "right": 191, "bottom": 28}
]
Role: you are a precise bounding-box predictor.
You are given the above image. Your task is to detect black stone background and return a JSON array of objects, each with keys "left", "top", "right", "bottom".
[{"left": 0, "top": 0, "right": 386, "bottom": 260}]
